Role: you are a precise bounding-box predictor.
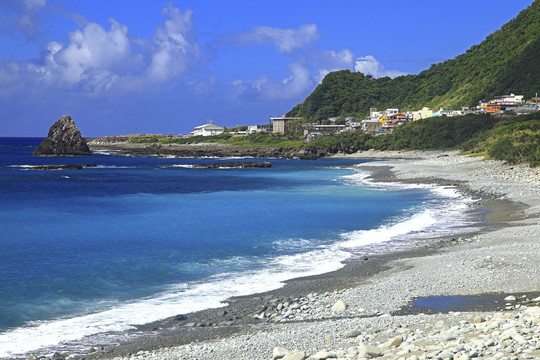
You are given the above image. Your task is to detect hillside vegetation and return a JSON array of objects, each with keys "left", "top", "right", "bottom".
[
  {"left": 288, "top": 1, "right": 540, "bottom": 121},
  {"left": 310, "top": 112, "right": 540, "bottom": 167}
]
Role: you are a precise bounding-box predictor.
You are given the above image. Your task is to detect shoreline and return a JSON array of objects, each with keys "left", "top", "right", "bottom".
[{"left": 21, "top": 150, "right": 540, "bottom": 360}]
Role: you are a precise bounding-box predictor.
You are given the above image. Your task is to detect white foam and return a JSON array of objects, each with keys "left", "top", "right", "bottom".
[
  {"left": 338, "top": 210, "right": 437, "bottom": 249},
  {"left": 0, "top": 247, "right": 347, "bottom": 358}
]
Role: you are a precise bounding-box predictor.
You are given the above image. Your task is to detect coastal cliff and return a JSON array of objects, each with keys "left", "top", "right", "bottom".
[{"left": 33, "top": 115, "right": 92, "bottom": 156}]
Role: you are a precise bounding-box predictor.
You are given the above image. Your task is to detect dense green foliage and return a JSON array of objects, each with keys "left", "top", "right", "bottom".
[
  {"left": 128, "top": 132, "right": 304, "bottom": 148},
  {"left": 288, "top": 1, "right": 540, "bottom": 121},
  {"left": 310, "top": 113, "right": 540, "bottom": 167},
  {"left": 463, "top": 112, "right": 540, "bottom": 167}
]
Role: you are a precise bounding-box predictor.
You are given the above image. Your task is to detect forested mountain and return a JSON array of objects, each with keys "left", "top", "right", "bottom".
[{"left": 288, "top": 1, "right": 540, "bottom": 121}]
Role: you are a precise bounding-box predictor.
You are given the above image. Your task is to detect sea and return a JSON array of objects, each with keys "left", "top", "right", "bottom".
[{"left": 0, "top": 137, "right": 481, "bottom": 358}]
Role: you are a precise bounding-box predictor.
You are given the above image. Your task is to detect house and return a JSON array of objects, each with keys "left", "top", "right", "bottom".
[
  {"left": 361, "top": 119, "right": 382, "bottom": 134},
  {"left": 302, "top": 124, "right": 346, "bottom": 141},
  {"left": 190, "top": 123, "right": 225, "bottom": 137},
  {"left": 486, "top": 94, "right": 526, "bottom": 113},
  {"left": 247, "top": 124, "right": 273, "bottom": 134},
  {"left": 380, "top": 113, "right": 408, "bottom": 133},
  {"left": 270, "top": 115, "right": 303, "bottom": 134},
  {"left": 428, "top": 108, "right": 463, "bottom": 118},
  {"left": 412, "top": 107, "right": 433, "bottom": 121}
]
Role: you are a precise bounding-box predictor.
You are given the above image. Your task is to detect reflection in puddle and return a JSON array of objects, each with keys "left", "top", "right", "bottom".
[{"left": 412, "top": 295, "right": 506, "bottom": 312}]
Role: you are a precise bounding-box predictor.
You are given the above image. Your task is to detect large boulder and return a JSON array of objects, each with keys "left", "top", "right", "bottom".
[{"left": 33, "top": 115, "right": 92, "bottom": 156}]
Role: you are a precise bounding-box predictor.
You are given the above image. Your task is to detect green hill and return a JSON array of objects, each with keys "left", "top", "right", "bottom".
[{"left": 288, "top": 1, "right": 540, "bottom": 121}]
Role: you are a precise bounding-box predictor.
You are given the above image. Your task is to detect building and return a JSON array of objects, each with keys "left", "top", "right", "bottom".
[
  {"left": 489, "top": 94, "right": 524, "bottom": 105},
  {"left": 486, "top": 93, "right": 527, "bottom": 113},
  {"left": 381, "top": 113, "right": 408, "bottom": 133},
  {"left": 412, "top": 107, "right": 434, "bottom": 121},
  {"left": 302, "top": 124, "right": 346, "bottom": 141},
  {"left": 190, "top": 123, "right": 225, "bottom": 137},
  {"left": 247, "top": 124, "right": 273, "bottom": 134},
  {"left": 361, "top": 119, "right": 382, "bottom": 134},
  {"left": 428, "top": 108, "right": 464, "bottom": 118},
  {"left": 270, "top": 115, "right": 303, "bottom": 134}
]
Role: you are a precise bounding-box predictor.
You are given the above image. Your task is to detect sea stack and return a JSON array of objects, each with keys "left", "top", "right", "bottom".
[{"left": 33, "top": 115, "right": 92, "bottom": 156}]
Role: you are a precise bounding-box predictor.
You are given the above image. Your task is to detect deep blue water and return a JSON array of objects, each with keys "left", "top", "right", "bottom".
[{"left": 0, "top": 137, "right": 477, "bottom": 357}]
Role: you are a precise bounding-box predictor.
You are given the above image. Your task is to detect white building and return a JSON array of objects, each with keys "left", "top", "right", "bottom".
[
  {"left": 190, "top": 123, "right": 225, "bottom": 137},
  {"left": 490, "top": 94, "right": 524, "bottom": 105}
]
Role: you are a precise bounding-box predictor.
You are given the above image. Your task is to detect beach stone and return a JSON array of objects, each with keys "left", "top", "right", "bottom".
[
  {"left": 33, "top": 115, "right": 92, "bottom": 156},
  {"left": 282, "top": 350, "right": 307, "bottom": 360},
  {"left": 383, "top": 335, "right": 403, "bottom": 348},
  {"left": 439, "top": 333, "right": 456, "bottom": 342},
  {"left": 26, "top": 355, "right": 38, "bottom": 360},
  {"left": 331, "top": 300, "right": 347, "bottom": 312},
  {"left": 505, "top": 295, "right": 517, "bottom": 302},
  {"left": 343, "top": 329, "right": 362, "bottom": 338},
  {"left": 273, "top": 347, "right": 290, "bottom": 359},
  {"left": 473, "top": 315, "right": 485, "bottom": 323},
  {"left": 357, "top": 344, "right": 381, "bottom": 358},
  {"left": 311, "top": 350, "right": 336, "bottom": 359},
  {"left": 51, "top": 353, "right": 65, "bottom": 360}
]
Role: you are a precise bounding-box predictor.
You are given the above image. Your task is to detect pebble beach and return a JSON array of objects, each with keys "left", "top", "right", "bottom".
[{"left": 43, "top": 151, "right": 540, "bottom": 360}]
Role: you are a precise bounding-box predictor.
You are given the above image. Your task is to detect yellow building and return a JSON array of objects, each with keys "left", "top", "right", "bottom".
[{"left": 412, "top": 107, "right": 433, "bottom": 121}]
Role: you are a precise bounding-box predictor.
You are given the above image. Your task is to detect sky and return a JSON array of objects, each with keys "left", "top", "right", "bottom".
[{"left": 0, "top": 0, "right": 535, "bottom": 137}]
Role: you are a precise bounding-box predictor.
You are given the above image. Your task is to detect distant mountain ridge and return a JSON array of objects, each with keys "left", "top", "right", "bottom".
[{"left": 288, "top": 0, "right": 540, "bottom": 121}]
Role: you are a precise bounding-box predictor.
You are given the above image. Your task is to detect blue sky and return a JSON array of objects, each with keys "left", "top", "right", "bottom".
[{"left": 0, "top": 0, "right": 534, "bottom": 137}]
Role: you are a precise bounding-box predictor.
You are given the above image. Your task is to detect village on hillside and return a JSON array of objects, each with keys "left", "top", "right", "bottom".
[{"left": 185, "top": 93, "right": 540, "bottom": 141}]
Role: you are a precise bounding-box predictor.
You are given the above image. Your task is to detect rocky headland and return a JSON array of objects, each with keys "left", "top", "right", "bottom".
[
  {"left": 33, "top": 115, "right": 92, "bottom": 156},
  {"left": 87, "top": 138, "right": 326, "bottom": 160}
]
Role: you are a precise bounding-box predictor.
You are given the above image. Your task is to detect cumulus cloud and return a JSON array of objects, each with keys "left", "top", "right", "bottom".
[
  {"left": 231, "top": 24, "right": 321, "bottom": 54},
  {"left": 232, "top": 62, "right": 313, "bottom": 101},
  {"left": 146, "top": 4, "right": 201, "bottom": 82},
  {"left": 354, "top": 55, "right": 406, "bottom": 78},
  {"left": 0, "top": 0, "right": 48, "bottom": 40},
  {"left": 315, "top": 49, "right": 355, "bottom": 82},
  {"left": 28, "top": 3, "right": 202, "bottom": 92}
]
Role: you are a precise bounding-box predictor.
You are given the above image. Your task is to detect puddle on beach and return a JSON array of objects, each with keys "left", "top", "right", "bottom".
[
  {"left": 412, "top": 295, "right": 505, "bottom": 312},
  {"left": 404, "top": 292, "right": 540, "bottom": 314}
]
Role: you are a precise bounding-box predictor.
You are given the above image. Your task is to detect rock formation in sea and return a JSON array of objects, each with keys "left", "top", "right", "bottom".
[{"left": 33, "top": 115, "right": 92, "bottom": 156}]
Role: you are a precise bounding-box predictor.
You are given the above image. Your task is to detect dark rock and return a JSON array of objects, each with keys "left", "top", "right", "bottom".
[
  {"left": 27, "top": 164, "right": 97, "bottom": 170},
  {"left": 51, "top": 352, "right": 65, "bottom": 360},
  {"left": 174, "top": 314, "right": 187, "bottom": 321},
  {"left": 33, "top": 115, "right": 92, "bottom": 156},
  {"left": 193, "top": 161, "right": 271, "bottom": 169}
]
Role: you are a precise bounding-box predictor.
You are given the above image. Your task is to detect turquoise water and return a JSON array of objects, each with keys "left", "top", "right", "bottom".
[{"left": 0, "top": 138, "right": 477, "bottom": 357}]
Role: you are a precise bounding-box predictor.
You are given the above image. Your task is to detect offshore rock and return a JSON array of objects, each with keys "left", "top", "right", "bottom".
[
  {"left": 193, "top": 161, "right": 271, "bottom": 169},
  {"left": 27, "top": 164, "right": 97, "bottom": 170},
  {"left": 33, "top": 115, "right": 92, "bottom": 156}
]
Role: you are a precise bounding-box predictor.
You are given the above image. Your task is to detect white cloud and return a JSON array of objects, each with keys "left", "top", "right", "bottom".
[
  {"left": 232, "top": 62, "right": 313, "bottom": 101},
  {"left": 0, "top": 0, "right": 48, "bottom": 40},
  {"left": 46, "top": 19, "right": 130, "bottom": 88},
  {"left": 354, "top": 55, "right": 406, "bottom": 78},
  {"left": 146, "top": 4, "right": 201, "bottom": 82},
  {"left": 232, "top": 24, "right": 321, "bottom": 54},
  {"left": 29, "top": 3, "right": 202, "bottom": 92},
  {"left": 316, "top": 49, "right": 355, "bottom": 82}
]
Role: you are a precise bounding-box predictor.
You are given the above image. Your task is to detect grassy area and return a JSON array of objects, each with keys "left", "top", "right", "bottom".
[{"left": 128, "top": 132, "right": 305, "bottom": 148}]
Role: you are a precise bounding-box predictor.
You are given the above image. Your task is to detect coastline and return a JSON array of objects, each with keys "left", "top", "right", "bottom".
[{"left": 28, "top": 149, "right": 540, "bottom": 360}]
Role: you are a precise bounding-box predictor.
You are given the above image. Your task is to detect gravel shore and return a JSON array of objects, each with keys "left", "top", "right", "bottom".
[{"left": 53, "top": 151, "right": 540, "bottom": 360}]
